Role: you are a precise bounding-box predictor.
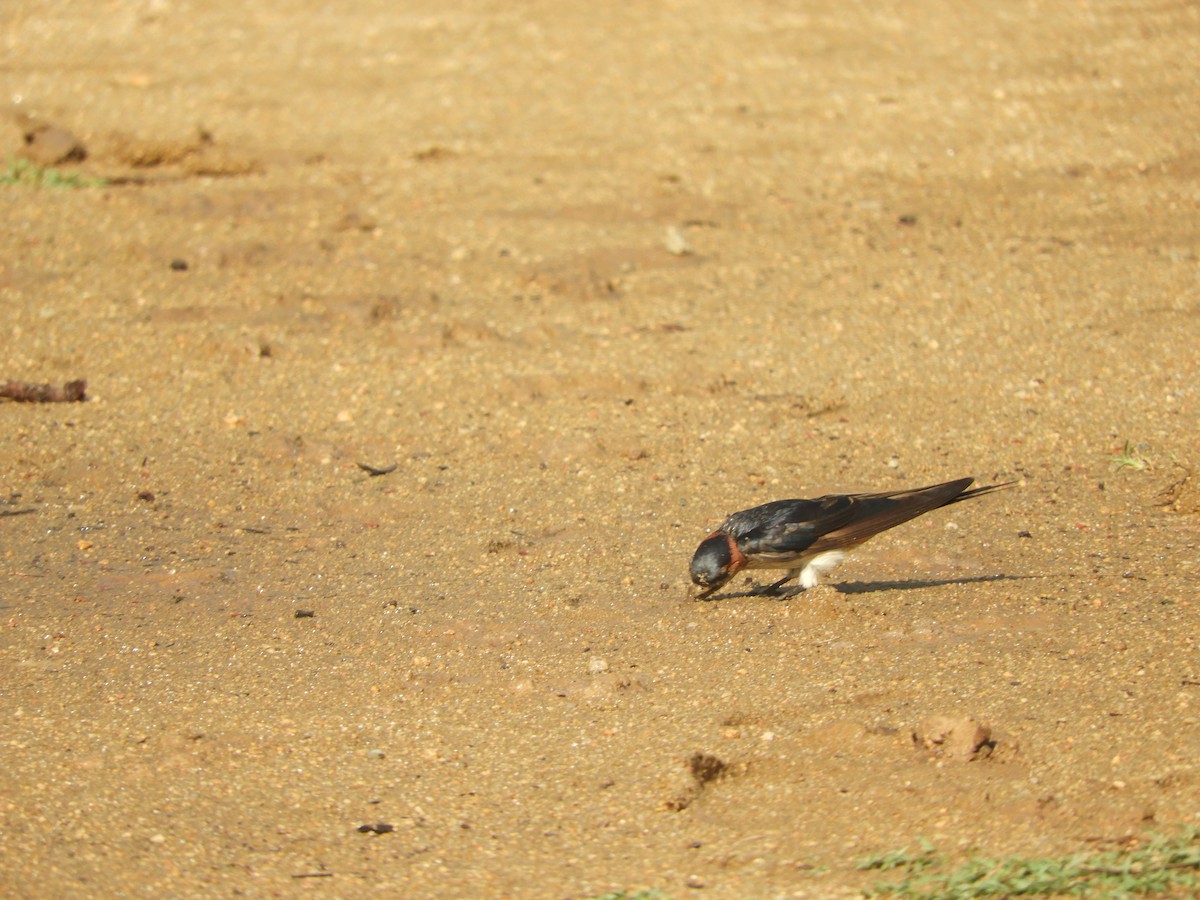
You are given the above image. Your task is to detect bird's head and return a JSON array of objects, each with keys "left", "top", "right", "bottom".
[{"left": 690, "top": 532, "right": 743, "bottom": 598}]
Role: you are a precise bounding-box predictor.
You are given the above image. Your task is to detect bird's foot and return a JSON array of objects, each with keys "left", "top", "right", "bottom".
[{"left": 749, "top": 577, "right": 802, "bottom": 598}]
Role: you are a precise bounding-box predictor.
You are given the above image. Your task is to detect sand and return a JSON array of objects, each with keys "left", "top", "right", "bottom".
[{"left": 3, "top": 1, "right": 1199, "bottom": 896}]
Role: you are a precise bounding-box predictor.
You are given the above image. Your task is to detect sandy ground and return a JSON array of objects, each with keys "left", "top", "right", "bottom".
[{"left": 3, "top": 1, "right": 1200, "bottom": 897}]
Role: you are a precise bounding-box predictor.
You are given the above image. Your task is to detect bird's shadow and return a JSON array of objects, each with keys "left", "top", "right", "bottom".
[
  {"left": 834, "top": 572, "right": 1036, "bottom": 595},
  {"left": 696, "top": 572, "right": 1035, "bottom": 602}
]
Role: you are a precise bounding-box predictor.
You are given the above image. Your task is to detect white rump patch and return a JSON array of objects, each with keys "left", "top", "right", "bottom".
[{"left": 799, "top": 551, "right": 846, "bottom": 589}]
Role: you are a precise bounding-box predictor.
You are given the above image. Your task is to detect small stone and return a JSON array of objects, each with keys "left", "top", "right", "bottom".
[
  {"left": 665, "top": 225, "right": 693, "bottom": 256},
  {"left": 21, "top": 123, "right": 87, "bottom": 165},
  {"left": 356, "top": 822, "right": 395, "bottom": 834},
  {"left": 588, "top": 657, "right": 610, "bottom": 675}
]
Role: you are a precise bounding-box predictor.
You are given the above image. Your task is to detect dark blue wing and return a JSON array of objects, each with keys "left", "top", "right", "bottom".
[{"left": 730, "top": 496, "right": 858, "bottom": 555}]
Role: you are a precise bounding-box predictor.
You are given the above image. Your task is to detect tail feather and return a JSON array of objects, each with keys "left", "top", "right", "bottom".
[
  {"left": 808, "top": 478, "right": 1012, "bottom": 555},
  {"left": 946, "top": 480, "right": 1015, "bottom": 505}
]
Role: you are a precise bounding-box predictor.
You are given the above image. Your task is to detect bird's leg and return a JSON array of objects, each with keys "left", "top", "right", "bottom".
[{"left": 752, "top": 569, "right": 802, "bottom": 596}]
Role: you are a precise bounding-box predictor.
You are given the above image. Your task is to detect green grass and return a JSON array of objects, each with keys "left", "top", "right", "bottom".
[
  {"left": 0, "top": 157, "right": 107, "bottom": 188},
  {"left": 859, "top": 839, "right": 940, "bottom": 874},
  {"left": 1111, "top": 440, "right": 1153, "bottom": 472},
  {"left": 859, "top": 827, "right": 1200, "bottom": 898}
]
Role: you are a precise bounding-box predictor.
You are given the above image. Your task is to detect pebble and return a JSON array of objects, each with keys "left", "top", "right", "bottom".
[
  {"left": 21, "top": 123, "right": 87, "bottom": 165},
  {"left": 664, "top": 226, "right": 693, "bottom": 256}
]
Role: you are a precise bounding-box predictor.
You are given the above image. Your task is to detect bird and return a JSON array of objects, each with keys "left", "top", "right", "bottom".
[{"left": 689, "top": 477, "right": 1011, "bottom": 600}]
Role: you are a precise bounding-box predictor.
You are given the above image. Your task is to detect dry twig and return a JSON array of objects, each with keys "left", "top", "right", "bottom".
[{"left": 1, "top": 379, "right": 87, "bottom": 403}]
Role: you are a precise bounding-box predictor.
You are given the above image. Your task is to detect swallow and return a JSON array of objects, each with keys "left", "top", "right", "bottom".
[{"left": 690, "top": 477, "right": 1011, "bottom": 600}]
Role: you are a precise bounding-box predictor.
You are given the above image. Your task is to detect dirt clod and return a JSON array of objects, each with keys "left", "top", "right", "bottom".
[{"left": 914, "top": 716, "right": 995, "bottom": 761}]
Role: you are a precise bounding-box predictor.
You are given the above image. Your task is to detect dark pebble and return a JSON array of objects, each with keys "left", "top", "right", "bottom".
[{"left": 357, "top": 823, "right": 394, "bottom": 834}]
